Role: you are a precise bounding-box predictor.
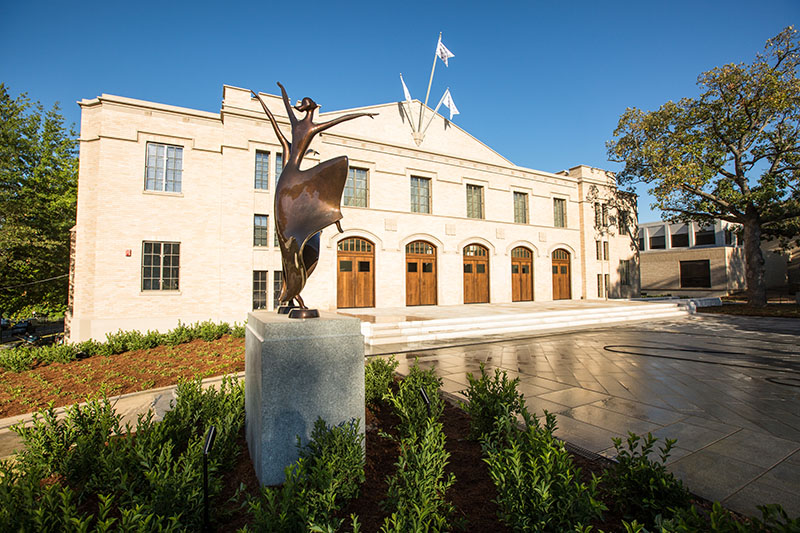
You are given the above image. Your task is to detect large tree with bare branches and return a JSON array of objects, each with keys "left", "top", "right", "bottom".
[{"left": 608, "top": 27, "right": 799, "bottom": 306}]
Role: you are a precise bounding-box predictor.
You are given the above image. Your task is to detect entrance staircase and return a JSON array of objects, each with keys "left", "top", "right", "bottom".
[{"left": 358, "top": 300, "right": 693, "bottom": 347}]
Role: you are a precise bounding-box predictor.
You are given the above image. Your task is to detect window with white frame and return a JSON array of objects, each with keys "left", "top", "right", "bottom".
[
  {"left": 513, "top": 192, "right": 528, "bottom": 224},
  {"left": 253, "top": 271, "right": 268, "bottom": 309},
  {"left": 254, "top": 214, "right": 268, "bottom": 246},
  {"left": 273, "top": 271, "right": 283, "bottom": 308},
  {"left": 142, "top": 241, "right": 180, "bottom": 291},
  {"left": 344, "top": 167, "right": 368, "bottom": 207},
  {"left": 275, "top": 153, "right": 283, "bottom": 185},
  {"left": 466, "top": 184, "right": 484, "bottom": 219},
  {"left": 553, "top": 198, "right": 567, "bottom": 228},
  {"left": 255, "top": 151, "right": 270, "bottom": 190},
  {"left": 145, "top": 143, "right": 183, "bottom": 192},
  {"left": 410, "top": 176, "right": 431, "bottom": 214}
]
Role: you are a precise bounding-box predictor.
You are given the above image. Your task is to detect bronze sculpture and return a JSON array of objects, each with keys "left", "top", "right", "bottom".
[{"left": 252, "top": 83, "right": 376, "bottom": 318}]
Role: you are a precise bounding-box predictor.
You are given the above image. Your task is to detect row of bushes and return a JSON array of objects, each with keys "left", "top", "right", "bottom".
[
  {"left": 0, "top": 320, "right": 246, "bottom": 372},
  {"left": 462, "top": 363, "right": 800, "bottom": 532}
]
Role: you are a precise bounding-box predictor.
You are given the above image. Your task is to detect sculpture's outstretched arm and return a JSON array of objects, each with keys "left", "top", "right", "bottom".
[
  {"left": 276, "top": 82, "right": 298, "bottom": 127},
  {"left": 311, "top": 112, "right": 378, "bottom": 135},
  {"left": 251, "top": 90, "right": 291, "bottom": 159}
]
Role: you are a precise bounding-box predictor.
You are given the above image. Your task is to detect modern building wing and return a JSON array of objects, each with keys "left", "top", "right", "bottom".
[{"left": 67, "top": 85, "right": 637, "bottom": 341}]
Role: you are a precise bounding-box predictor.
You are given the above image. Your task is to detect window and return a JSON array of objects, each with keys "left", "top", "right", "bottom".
[
  {"left": 638, "top": 236, "right": 645, "bottom": 251},
  {"left": 649, "top": 235, "right": 666, "bottom": 249},
  {"left": 253, "top": 271, "right": 268, "bottom": 309},
  {"left": 594, "top": 203, "right": 609, "bottom": 228},
  {"left": 605, "top": 274, "right": 610, "bottom": 296},
  {"left": 254, "top": 215, "right": 268, "bottom": 246},
  {"left": 273, "top": 271, "right": 282, "bottom": 308},
  {"left": 410, "top": 176, "right": 431, "bottom": 213},
  {"left": 596, "top": 240, "right": 602, "bottom": 260},
  {"left": 142, "top": 241, "right": 180, "bottom": 291},
  {"left": 680, "top": 260, "right": 711, "bottom": 288},
  {"left": 275, "top": 153, "right": 283, "bottom": 184},
  {"left": 671, "top": 229, "right": 689, "bottom": 248},
  {"left": 619, "top": 210, "right": 629, "bottom": 229},
  {"left": 553, "top": 198, "right": 566, "bottom": 228},
  {"left": 603, "top": 241, "right": 609, "bottom": 261},
  {"left": 620, "top": 259, "right": 631, "bottom": 286},
  {"left": 344, "top": 167, "right": 368, "bottom": 207},
  {"left": 145, "top": 143, "right": 183, "bottom": 192},
  {"left": 695, "top": 226, "right": 716, "bottom": 246},
  {"left": 513, "top": 192, "right": 528, "bottom": 223},
  {"left": 597, "top": 274, "right": 603, "bottom": 297},
  {"left": 466, "top": 184, "right": 484, "bottom": 219},
  {"left": 255, "top": 151, "right": 270, "bottom": 190}
]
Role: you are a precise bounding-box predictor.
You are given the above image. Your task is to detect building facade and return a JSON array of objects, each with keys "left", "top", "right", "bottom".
[
  {"left": 67, "top": 86, "right": 637, "bottom": 342},
  {"left": 638, "top": 220, "right": 790, "bottom": 297}
]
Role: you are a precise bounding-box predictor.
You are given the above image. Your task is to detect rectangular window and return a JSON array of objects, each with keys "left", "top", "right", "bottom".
[
  {"left": 513, "top": 192, "right": 528, "bottom": 224},
  {"left": 142, "top": 241, "right": 180, "bottom": 291},
  {"left": 603, "top": 241, "right": 609, "bottom": 261},
  {"left": 253, "top": 270, "right": 268, "bottom": 309},
  {"left": 145, "top": 143, "right": 183, "bottom": 192},
  {"left": 596, "top": 240, "right": 602, "bottom": 261},
  {"left": 273, "top": 271, "right": 282, "bottom": 308},
  {"left": 254, "top": 214, "right": 268, "bottom": 246},
  {"left": 605, "top": 274, "right": 610, "bottom": 296},
  {"left": 553, "top": 198, "right": 566, "bottom": 228},
  {"left": 680, "top": 260, "right": 711, "bottom": 288},
  {"left": 620, "top": 259, "right": 631, "bottom": 286},
  {"left": 466, "top": 184, "right": 484, "bottom": 219},
  {"left": 275, "top": 153, "right": 283, "bottom": 184},
  {"left": 410, "top": 176, "right": 431, "bottom": 214},
  {"left": 649, "top": 235, "right": 666, "bottom": 249},
  {"left": 344, "top": 167, "right": 368, "bottom": 207},
  {"left": 671, "top": 231, "right": 689, "bottom": 248},
  {"left": 695, "top": 226, "right": 716, "bottom": 246},
  {"left": 594, "top": 203, "right": 602, "bottom": 227},
  {"left": 597, "top": 274, "right": 603, "bottom": 297},
  {"left": 619, "top": 210, "right": 629, "bottom": 229},
  {"left": 255, "top": 150, "right": 270, "bottom": 190},
  {"left": 603, "top": 205, "right": 609, "bottom": 227},
  {"left": 638, "top": 236, "right": 645, "bottom": 251}
]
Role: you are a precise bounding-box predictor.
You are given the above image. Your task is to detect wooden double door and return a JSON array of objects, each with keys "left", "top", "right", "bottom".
[
  {"left": 511, "top": 247, "right": 533, "bottom": 302},
  {"left": 551, "top": 248, "right": 571, "bottom": 300},
  {"left": 406, "top": 241, "right": 437, "bottom": 306},
  {"left": 337, "top": 237, "right": 375, "bottom": 308},
  {"left": 463, "top": 244, "right": 489, "bottom": 304}
]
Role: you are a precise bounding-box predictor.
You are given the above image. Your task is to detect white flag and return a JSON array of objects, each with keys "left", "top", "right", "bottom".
[
  {"left": 440, "top": 88, "right": 459, "bottom": 120},
  {"left": 400, "top": 74, "right": 412, "bottom": 103},
  {"left": 436, "top": 38, "right": 454, "bottom": 67}
]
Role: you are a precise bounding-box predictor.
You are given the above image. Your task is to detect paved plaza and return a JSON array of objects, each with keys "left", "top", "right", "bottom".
[{"left": 373, "top": 313, "right": 800, "bottom": 517}]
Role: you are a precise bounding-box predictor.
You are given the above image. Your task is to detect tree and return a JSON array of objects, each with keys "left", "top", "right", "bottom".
[
  {"left": 0, "top": 83, "right": 78, "bottom": 317},
  {"left": 607, "top": 27, "right": 800, "bottom": 306}
]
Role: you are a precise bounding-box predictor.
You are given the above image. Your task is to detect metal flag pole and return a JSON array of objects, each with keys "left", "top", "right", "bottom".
[
  {"left": 400, "top": 73, "right": 417, "bottom": 133},
  {"left": 422, "top": 88, "right": 448, "bottom": 136},
  {"left": 418, "top": 32, "right": 442, "bottom": 134}
]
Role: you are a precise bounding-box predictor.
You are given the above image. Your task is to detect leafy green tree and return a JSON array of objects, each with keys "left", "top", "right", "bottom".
[
  {"left": 0, "top": 83, "right": 78, "bottom": 317},
  {"left": 608, "top": 27, "right": 800, "bottom": 306}
]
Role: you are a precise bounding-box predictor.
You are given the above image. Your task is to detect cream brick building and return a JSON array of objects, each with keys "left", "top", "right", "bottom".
[{"left": 67, "top": 85, "right": 638, "bottom": 342}]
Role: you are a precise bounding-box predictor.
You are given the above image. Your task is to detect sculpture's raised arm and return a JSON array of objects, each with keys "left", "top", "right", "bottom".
[
  {"left": 276, "top": 82, "right": 298, "bottom": 126},
  {"left": 311, "top": 112, "right": 378, "bottom": 136},
  {"left": 251, "top": 90, "right": 291, "bottom": 158}
]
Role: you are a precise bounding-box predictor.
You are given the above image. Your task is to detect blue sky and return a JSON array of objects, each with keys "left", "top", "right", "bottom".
[{"left": 2, "top": 0, "right": 796, "bottom": 222}]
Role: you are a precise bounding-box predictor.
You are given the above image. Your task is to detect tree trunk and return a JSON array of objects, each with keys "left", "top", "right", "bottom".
[{"left": 742, "top": 216, "right": 767, "bottom": 307}]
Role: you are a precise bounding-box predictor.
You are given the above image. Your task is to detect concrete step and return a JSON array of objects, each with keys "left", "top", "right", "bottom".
[{"left": 361, "top": 302, "right": 690, "bottom": 346}]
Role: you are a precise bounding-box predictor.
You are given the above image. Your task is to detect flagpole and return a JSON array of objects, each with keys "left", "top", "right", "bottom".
[
  {"left": 400, "top": 74, "right": 417, "bottom": 133},
  {"left": 418, "top": 32, "right": 441, "bottom": 133},
  {"left": 422, "top": 88, "right": 447, "bottom": 136}
]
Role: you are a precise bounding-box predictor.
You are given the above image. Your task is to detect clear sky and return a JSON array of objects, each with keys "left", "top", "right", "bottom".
[{"left": 2, "top": 0, "right": 796, "bottom": 222}]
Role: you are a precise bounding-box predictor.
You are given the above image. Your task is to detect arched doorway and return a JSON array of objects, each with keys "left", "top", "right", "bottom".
[
  {"left": 551, "top": 248, "right": 571, "bottom": 300},
  {"left": 406, "top": 241, "right": 437, "bottom": 306},
  {"left": 511, "top": 247, "right": 533, "bottom": 302},
  {"left": 337, "top": 237, "right": 374, "bottom": 308},
  {"left": 463, "top": 244, "right": 489, "bottom": 304}
]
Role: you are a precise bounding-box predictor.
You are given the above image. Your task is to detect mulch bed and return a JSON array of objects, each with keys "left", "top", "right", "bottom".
[{"left": 697, "top": 303, "right": 800, "bottom": 319}]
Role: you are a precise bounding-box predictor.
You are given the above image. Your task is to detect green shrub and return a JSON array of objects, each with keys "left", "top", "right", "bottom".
[
  {"left": 231, "top": 321, "right": 246, "bottom": 338},
  {"left": 381, "top": 418, "right": 457, "bottom": 532},
  {"left": 482, "top": 409, "right": 605, "bottom": 532},
  {"left": 385, "top": 360, "right": 444, "bottom": 435},
  {"left": 461, "top": 362, "right": 526, "bottom": 440},
  {"left": 3, "top": 376, "right": 245, "bottom": 531},
  {"left": 247, "top": 418, "right": 365, "bottom": 533},
  {"left": 0, "top": 347, "right": 37, "bottom": 372},
  {"left": 603, "top": 432, "right": 692, "bottom": 527},
  {"left": 365, "top": 355, "right": 399, "bottom": 406},
  {"left": 655, "top": 501, "right": 800, "bottom": 532}
]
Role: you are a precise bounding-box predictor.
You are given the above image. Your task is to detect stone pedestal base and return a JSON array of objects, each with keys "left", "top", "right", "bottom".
[{"left": 245, "top": 310, "right": 364, "bottom": 486}]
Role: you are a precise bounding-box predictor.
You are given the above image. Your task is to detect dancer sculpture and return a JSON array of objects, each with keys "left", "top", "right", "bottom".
[{"left": 252, "top": 83, "right": 376, "bottom": 318}]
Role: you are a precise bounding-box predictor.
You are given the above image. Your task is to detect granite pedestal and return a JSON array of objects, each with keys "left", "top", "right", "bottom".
[{"left": 245, "top": 310, "right": 364, "bottom": 486}]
